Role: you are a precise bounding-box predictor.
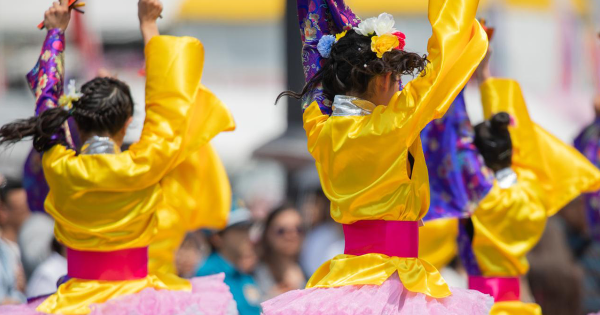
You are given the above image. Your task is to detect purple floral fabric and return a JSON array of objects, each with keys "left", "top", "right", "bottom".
[
  {"left": 298, "top": 0, "right": 360, "bottom": 115},
  {"left": 421, "top": 89, "right": 493, "bottom": 221},
  {"left": 457, "top": 218, "right": 482, "bottom": 276},
  {"left": 574, "top": 118, "right": 600, "bottom": 241},
  {"left": 23, "top": 29, "right": 79, "bottom": 212}
]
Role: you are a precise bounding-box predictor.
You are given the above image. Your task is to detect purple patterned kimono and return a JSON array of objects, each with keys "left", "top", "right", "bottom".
[
  {"left": 23, "top": 29, "right": 80, "bottom": 212},
  {"left": 574, "top": 118, "right": 600, "bottom": 241},
  {"left": 421, "top": 89, "right": 494, "bottom": 275},
  {"left": 297, "top": 0, "right": 360, "bottom": 115},
  {"left": 421, "top": 89, "right": 493, "bottom": 221}
]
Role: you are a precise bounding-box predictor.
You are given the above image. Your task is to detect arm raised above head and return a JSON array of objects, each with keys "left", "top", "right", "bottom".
[{"left": 386, "top": 0, "right": 488, "bottom": 146}]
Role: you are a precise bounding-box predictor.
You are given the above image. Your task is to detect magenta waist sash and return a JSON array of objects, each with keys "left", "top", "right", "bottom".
[
  {"left": 343, "top": 220, "right": 419, "bottom": 257},
  {"left": 468, "top": 276, "right": 520, "bottom": 302},
  {"left": 67, "top": 247, "right": 148, "bottom": 281}
]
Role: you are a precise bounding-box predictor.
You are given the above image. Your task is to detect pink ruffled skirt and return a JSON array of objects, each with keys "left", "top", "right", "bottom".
[
  {"left": 262, "top": 273, "right": 493, "bottom": 315},
  {"left": 0, "top": 274, "right": 237, "bottom": 315}
]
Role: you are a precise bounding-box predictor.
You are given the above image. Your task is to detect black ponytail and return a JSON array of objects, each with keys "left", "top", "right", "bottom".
[
  {"left": 0, "top": 76, "right": 133, "bottom": 153},
  {"left": 0, "top": 107, "right": 70, "bottom": 152},
  {"left": 474, "top": 112, "right": 513, "bottom": 172}
]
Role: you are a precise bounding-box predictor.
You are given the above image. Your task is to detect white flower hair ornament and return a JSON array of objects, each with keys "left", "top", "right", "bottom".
[
  {"left": 354, "top": 13, "right": 406, "bottom": 58},
  {"left": 59, "top": 79, "right": 83, "bottom": 113}
]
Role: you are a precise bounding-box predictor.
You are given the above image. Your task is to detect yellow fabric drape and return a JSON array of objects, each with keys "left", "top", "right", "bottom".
[
  {"left": 490, "top": 301, "right": 543, "bottom": 315},
  {"left": 480, "top": 78, "right": 600, "bottom": 216},
  {"left": 150, "top": 141, "right": 233, "bottom": 274},
  {"left": 303, "top": 0, "right": 488, "bottom": 298},
  {"left": 37, "top": 35, "right": 235, "bottom": 314},
  {"left": 418, "top": 218, "right": 459, "bottom": 270},
  {"left": 469, "top": 78, "right": 600, "bottom": 312}
]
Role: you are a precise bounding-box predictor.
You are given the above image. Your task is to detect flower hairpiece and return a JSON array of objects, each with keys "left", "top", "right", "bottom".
[
  {"left": 58, "top": 79, "right": 83, "bottom": 111},
  {"left": 317, "top": 30, "right": 349, "bottom": 59},
  {"left": 354, "top": 13, "right": 406, "bottom": 58}
]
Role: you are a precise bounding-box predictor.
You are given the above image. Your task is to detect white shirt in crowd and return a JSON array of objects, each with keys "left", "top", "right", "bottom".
[{"left": 26, "top": 252, "right": 67, "bottom": 298}]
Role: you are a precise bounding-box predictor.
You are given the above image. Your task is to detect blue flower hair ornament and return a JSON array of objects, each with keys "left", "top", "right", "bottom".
[{"left": 317, "top": 35, "right": 336, "bottom": 59}]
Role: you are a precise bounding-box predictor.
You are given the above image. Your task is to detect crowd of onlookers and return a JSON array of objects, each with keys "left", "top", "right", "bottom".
[{"left": 1, "top": 171, "right": 599, "bottom": 315}]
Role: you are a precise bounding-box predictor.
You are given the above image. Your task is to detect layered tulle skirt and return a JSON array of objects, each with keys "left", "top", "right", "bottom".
[
  {"left": 0, "top": 274, "right": 237, "bottom": 315},
  {"left": 262, "top": 272, "right": 493, "bottom": 315}
]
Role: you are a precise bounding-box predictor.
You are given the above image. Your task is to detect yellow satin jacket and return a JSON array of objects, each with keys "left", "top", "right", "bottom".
[
  {"left": 471, "top": 78, "right": 600, "bottom": 314},
  {"left": 302, "top": 0, "right": 488, "bottom": 298},
  {"left": 37, "top": 36, "right": 235, "bottom": 314}
]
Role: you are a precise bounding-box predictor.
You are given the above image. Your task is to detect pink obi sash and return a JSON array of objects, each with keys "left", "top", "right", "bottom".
[
  {"left": 67, "top": 247, "right": 148, "bottom": 281},
  {"left": 343, "top": 220, "right": 419, "bottom": 257},
  {"left": 468, "top": 276, "right": 520, "bottom": 302}
]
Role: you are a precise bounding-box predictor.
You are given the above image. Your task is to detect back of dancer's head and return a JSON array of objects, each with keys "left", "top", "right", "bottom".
[
  {"left": 0, "top": 77, "right": 134, "bottom": 152},
  {"left": 277, "top": 29, "right": 428, "bottom": 104},
  {"left": 473, "top": 112, "right": 512, "bottom": 172}
]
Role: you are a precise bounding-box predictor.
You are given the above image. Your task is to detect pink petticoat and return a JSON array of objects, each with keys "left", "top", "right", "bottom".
[
  {"left": 0, "top": 274, "right": 237, "bottom": 315},
  {"left": 262, "top": 272, "right": 493, "bottom": 315}
]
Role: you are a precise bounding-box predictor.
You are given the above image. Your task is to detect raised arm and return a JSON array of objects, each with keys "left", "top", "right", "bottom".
[
  {"left": 42, "top": 1, "right": 235, "bottom": 191},
  {"left": 26, "top": 0, "right": 77, "bottom": 148},
  {"left": 297, "top": 0, "right": 360, "bottom": 113},
  {"left": 386, "top": 0, "right": 488, "bottom": 146}
]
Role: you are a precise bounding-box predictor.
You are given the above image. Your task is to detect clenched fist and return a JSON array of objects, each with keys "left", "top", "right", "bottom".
[
  {"left": 44, "top": 0, "right": 71, "bottom": 32},
  {"left": 138, "top": 0, "right": 163, "bottom": 25}
]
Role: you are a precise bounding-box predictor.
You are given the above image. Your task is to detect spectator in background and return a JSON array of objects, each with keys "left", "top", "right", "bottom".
[
  {"left": 176, "top": 231, "right": 210, "bottom": 279},
  {"left": 299, "top": 188, "right": 344, "bottom": 276},
  {"left": 0, "top": 175, "right": 26, "bottom": 304},
  {"left": 0, "top": 177, "right": 30, "bottom": 247},
  {"left": 528, "top": 215, "right": 585, "bottom": 315},
  {"left": 26, "top": 238, "right": 67, "bottom": 298},
  {"left": 18, "top": 213, "right": 56, "bottom": 279},
  {"left": 196, "top": 202, "right": 261, "bottom": 315},
  {"left": 255, "top": 206, "right": 306, "bottom": 300},
  {"left": 555, "top": 197, "right": 600, "bottom": 314}
]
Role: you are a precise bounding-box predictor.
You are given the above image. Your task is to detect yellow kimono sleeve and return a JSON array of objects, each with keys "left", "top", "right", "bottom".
[
  {"left": 383, "top": 0, "right": 488, "bottom": 147},
  {"left": 471, "top": 174, "right": 546, "bottom": 276},
  {"left": 480, "top": 78, "right": 600, "bottom": 215},
  {"left": 149, "top": 143, "right": 232, "bottom": 274},
  {"left": 418, "top": 218, "right": 458, "bottom": 270}
]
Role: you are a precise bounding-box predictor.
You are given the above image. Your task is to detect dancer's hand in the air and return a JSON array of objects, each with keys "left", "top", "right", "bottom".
[
  {"left": 138, "top": 0, "right": 162, "bottom": 45},
  {"left": 44, "top": 0, "right": 71, "bottom": 32}
]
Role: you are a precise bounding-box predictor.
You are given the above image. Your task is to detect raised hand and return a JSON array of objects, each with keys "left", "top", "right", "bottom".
[
  {"left": 43, "top": 0, "right": 71, "bottom": 32},
  {"left": 138, "top": 0, "right": 163, "bottom": 25},
  {"left": 138, "top": 0, "right": 162, "bottom": 45}
]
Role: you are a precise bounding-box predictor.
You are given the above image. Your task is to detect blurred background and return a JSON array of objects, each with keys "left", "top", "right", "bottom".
[
  {"left": 1, "top": 0, "right": 599, "bottom": 199},
  {"left": 0, "top": 0, "right": 599, "bottom": 314}
]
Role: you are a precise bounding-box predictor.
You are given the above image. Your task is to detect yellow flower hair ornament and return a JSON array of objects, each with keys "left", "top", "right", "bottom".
[{"left": 59, "top": 79, "right": 83, "bottom": 113}]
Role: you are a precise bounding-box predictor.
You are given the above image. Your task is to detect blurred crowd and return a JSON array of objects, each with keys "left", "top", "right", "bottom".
[{"left": 1, "top": 165, "right": 599, "bottom": 315}]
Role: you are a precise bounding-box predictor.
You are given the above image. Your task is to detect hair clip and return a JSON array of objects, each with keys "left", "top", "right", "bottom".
[{"left": 364, "top": 64, "right": 367, "bottom": 68}]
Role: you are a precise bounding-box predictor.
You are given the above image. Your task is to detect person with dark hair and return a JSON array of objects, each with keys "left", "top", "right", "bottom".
[
  {"left": 452, "top": 47, "right": 600, "bottom": 315},
  {"left": 255, "top": 206, "right": 306, "bottom": 300},
  {"left": 0, "top": 0, "right": 237, "bottom": 314},
  {"left": 197, "top": 201, "right": 261, "bottom": 315},
  {"left": 262, "top": 0, "right": 493, "bottom": 313}
]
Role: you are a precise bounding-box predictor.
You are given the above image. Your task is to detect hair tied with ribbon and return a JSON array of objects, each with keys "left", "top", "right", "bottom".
[{"left": 59, "top": 79, "right": 83, "bottom": 114}]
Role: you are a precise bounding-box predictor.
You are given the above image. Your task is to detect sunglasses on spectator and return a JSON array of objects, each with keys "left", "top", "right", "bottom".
[{"left": 274, "top": 226, "right": 304, "bottom": 236}]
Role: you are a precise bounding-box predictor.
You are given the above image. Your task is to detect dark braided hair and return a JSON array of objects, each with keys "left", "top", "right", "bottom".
[
  {"left": 277, "top": 30, "right": 428, "bottom": 104},
  {"left": 0, "top": 77, "right": 134, "bottom": 152},
  {"left": 473, "top": 112, "right": 512, "bottom": 172}
]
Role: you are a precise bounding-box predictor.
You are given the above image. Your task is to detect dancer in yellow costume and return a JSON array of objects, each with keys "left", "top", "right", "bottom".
[
  {"left": 262, "top": 0, "right": 493, "bottom": 313},
  {"left": 0, "top": 0, "right": 237, "bottom": 314},
  {"left": 460, "top": 49, "right": 600, "bottom": 315}
]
